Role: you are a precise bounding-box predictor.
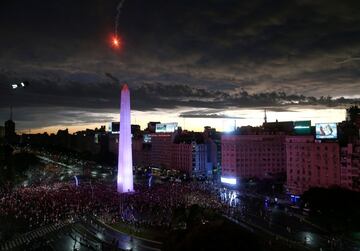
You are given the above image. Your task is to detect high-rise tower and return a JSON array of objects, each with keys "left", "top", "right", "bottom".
[{"left": 117, "top": 84, "right": 134, "bottom": 193}]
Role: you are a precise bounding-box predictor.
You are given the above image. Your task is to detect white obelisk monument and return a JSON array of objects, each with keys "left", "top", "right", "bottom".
[{"left": 117, "top": 84, "right": 134, "bottom": 193}]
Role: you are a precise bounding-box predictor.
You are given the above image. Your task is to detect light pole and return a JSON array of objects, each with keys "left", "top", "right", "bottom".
[
  {"left": 7, "top": 81, "right": 30, "bottom": 142},
  {"left": 8, "top": 81, "right": 29, "bottom": 120}
]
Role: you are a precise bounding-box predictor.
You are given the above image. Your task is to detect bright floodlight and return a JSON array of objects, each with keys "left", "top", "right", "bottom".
[
  {"left": 11, "top": 81, "right": 29, "bottom": 89},
  {"left": 223, "top": 119, "right": 236, "bottom": 133},
  {"left": 221, "top": 176, "right": 237, "bottom": 185}
]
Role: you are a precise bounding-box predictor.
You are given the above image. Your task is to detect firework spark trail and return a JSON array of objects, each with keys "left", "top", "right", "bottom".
[{"left": 115, "top": 0, "right": 126, "bottom": 38}]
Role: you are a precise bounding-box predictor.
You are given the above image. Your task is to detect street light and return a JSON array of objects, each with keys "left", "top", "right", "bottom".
[
  {"left": 11, "top": 81, "right": 29, "bottom": 89},
  {"left": 10, "top": 80, "right": 29, "bottom": 110},
  {"left": 7, "top": 80, "right": 30, "bottom": 137}
]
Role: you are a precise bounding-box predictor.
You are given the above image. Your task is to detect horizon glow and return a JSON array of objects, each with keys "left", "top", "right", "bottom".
[{"left": 13, "top": 107, "right": 346, "bottom": 134}]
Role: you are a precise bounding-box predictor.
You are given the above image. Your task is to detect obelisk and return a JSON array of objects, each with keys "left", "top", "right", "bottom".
[{"left": 117, "top": 84, "right": 134, "bottom": 193}]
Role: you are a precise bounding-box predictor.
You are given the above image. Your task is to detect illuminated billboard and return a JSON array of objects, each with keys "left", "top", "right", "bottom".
[
  {"left": 294, "top": 121, "right": 311, "bottom": 135},
  {"left": 155, "top": 122, "right": 178, "bottom": 133},
  {"left": 221, "top": 176, "right": 237, "bottom": 185},
  {"left": 315, "top": 123, "right": 337, "bottom": 139}
]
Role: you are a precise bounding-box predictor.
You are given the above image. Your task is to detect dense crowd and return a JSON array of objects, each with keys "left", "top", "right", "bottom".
[{"left": 0, "top": 180, "right": 225, "bottom": 231}]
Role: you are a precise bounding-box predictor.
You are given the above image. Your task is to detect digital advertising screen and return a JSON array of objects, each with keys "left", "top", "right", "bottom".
[
  {"left": 155, "top": 122, "right": 178, "bottom": 133},
  {"left": 315, "top": 123, "right": 337, "bottom": 139}
]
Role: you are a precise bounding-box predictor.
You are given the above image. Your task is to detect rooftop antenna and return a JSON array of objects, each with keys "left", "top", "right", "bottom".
[
  {"left": 264, "top": 108, "right": 267, "bottom": 124},
  {"left": 10, "top": 105, "right": 13, "bottom": 120}
]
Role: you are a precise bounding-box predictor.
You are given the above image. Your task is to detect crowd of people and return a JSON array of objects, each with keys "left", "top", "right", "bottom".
[
  {"left": 115, "top": 181, "right": 224, "bottom": 229},
  {"left": 0, "top": 180, "right": 226, "bottom": 232}
]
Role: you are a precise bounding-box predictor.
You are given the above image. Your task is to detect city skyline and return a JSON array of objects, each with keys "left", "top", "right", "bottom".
[{"left": 12, "top": 106, "right": 346, "bottom": 134}]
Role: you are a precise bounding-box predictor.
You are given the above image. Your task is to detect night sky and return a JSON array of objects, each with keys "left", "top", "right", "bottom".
[{"left": 1, "top": 0, "right": 360, "bottom": 132}]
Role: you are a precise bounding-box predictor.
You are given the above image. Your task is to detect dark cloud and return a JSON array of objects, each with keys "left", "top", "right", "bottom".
[
  {"left": 1, "top": 77, "right": 359, "bottom": 112},
  {"left": 1, "top": 0, "right": 360, "bottom": 129},
  {"left": 179, "top": 110, "right": 244, "bottom": 119},
  {"left": 5, "top": 107, "right": 115, "bottom": 130},
  {"left": 1, "top": 78, "right": 359, "bottom": 129}
]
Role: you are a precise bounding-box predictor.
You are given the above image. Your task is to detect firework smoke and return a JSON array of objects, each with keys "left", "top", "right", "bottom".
[{"left": 115, "top": 0, "right": 126, "bottom": 38}]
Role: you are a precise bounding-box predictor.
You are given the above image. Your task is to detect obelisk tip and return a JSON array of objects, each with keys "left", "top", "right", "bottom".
[{"left": 122, "top": 83, "right": 129, "bottom": 91}]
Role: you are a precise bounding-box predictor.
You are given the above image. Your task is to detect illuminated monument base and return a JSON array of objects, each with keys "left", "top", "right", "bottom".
[{"left": 117, "top": 84, "right": 134, "bottom": 193}]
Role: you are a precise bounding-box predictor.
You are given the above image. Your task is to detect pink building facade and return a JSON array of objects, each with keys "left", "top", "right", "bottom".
[
  {"left": 149, "top": 132, "right": 213, "bottom": 175},
  {"left": 285, "top": 136, "right": 340, "bottom": 195},
  {"left": 150, "top": 133, "right": 174, "bottom": 168},
  {"left": 171, "top": 143, "right": 193, "bottom": 173},
  {"left": 222, "top": 133, "right": 347, "bottom": 195},
  {"left": 340, "top": 142, "right": 360, "bottom": 192},
  {"left": 221, "top": 134, "right": 286, "bottom": 180}
]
